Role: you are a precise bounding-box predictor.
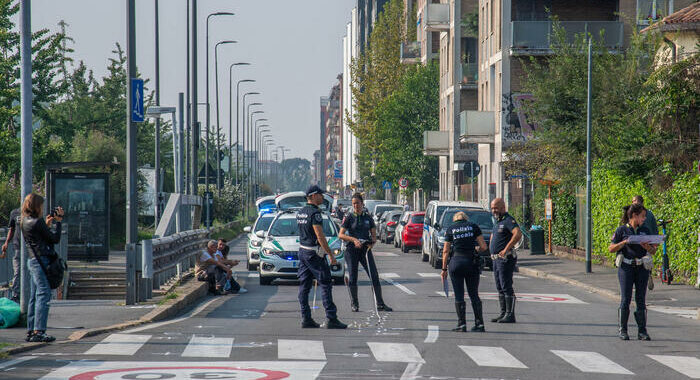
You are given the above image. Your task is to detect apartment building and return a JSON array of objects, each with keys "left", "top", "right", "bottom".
[
  {"left": 324, "top": 77, "right": 343, "bottom": 192},
  {"left": 466, "top": 0, "right": 693, "bottom": 207},
  {"left": 319, "top": 97, "right": 329, "bottom": 189}
]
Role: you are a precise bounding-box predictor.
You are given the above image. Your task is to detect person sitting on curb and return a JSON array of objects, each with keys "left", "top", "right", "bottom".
[
  {"left": 195, "top": 240, "right": 232, "bottom": 295},
  {"left": 216, "top": 238, "right": 247, "bottom": 294}
]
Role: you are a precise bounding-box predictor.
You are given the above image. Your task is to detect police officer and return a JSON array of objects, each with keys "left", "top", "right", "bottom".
[
  {"left": 441, "top": 211, "right": 488, "bottom": 332},
  {"left": 489, "top": 198, "right": 522, "bottom": 323},
  {"left": 609, "top": 203, "right": 656, "bottom": 340},
  {"left": 338, "top": 193, "right": 392, "bottom": 312},
  {"left": 297, "top": 185, "right": 347, "bottom": 329}
]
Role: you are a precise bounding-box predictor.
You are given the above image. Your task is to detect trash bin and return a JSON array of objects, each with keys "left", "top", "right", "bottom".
[{"left": 530, "top": 225, "right": 545, "bottom": 255}]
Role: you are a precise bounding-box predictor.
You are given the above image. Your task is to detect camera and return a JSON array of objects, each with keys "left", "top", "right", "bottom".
[{"left": 49, "top": 207, "right": 63, "bottom": 218}]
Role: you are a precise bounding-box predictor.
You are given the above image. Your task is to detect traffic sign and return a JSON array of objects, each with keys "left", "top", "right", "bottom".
[
  {"left": 545, "top": 198, "right": 553, "bottom": 220},
  {"left": 464, "top": 160, "right": 481, "bottom": 178},
  {"left": 130, "top": 78, "right": 144, "bottom": 123},
  {"left": 333, "top": 160, "right": 343, "bottom": 179},
  {"left": 382, "top": 180, "right": 392, "bottom": 190},
  {"left": 399, "top": 178, "right": 408, "bottom": 188}
]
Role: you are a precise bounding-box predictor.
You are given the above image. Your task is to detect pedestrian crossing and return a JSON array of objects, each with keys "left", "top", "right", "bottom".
[{"left": 79, "top": 333, "right": 700, "bottom": 377}]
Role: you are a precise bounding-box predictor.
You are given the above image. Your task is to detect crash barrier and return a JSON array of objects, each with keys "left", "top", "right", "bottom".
[
  {"left": 0, "top": 227, "right": 68, "bottom": 299},
  {"left": 126, "top": 220, "right": 241, "bottom": 304}
]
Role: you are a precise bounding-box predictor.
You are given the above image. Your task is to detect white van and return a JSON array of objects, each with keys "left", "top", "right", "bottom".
[{"left": 421, "top": 200, "right": 484, "bottom": 263}]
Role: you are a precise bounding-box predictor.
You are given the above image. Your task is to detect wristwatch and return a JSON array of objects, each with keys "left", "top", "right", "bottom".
[{"left": 441, "top": 268, "right": 447, "bottom": 271}]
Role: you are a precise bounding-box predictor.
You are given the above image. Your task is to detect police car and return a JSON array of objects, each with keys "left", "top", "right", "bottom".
[
  {"left": 255, "top": 195, "right": 277, "bottom": 215},
  {"left": 243, "top": 212, "right": 275, "bottom": 271},
  {"left": 275, "top": 191, "right": 333, "bottom": 211},
  {"left": 258, "top": 210, "right": 345, "bottom": 285}
]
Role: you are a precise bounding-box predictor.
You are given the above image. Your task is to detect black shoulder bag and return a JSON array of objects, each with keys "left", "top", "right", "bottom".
[{"left": 21, "top": 219, "right": 67, "bottom": 290}]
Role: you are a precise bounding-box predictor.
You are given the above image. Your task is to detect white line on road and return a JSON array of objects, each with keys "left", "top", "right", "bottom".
[
  {"left": 379, "top": 272, "right": 400, "bottom": 278},
  {"left": 379, "top": 274, "right": 416, "bottom": 295},
  {"left": 648, "top": 355, "right": 700, "bottom": 379},
  {"left": 278, "top": 339, "right": 326, "bottom": 360},
  {"left": 85, "top": 334, "right": 151, "bottom": 356},
  {"left": 181, "top": 335, "right": 234, "bottom": 358},
  {"left": 424, "top": 325, "right": 439, "bottom": 343},
  {"left": 124, "top": 296, "right": 222, "bottom": 333},
  {"left": 459, "top": 346, "right": 528, "bottom": 368},
  {"left": 0, "top": 356, "right": 36, "bottom": 370},
  {"left": 551, "top": 350, "right": 633, "bottom": 375},
  {"left": 400, "top": 362, "right": 423, "bottom": 380},
  {"left": 368, "top": 342, "right": 425, "bottom": 363},
  {"left": 373, "top": 251, "right": 399, "bottom": 256},
  {"left": 417, "top": 273, "right": 441, "bottom": 278}
]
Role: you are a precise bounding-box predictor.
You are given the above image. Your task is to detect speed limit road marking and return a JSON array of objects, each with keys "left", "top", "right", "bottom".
[
  {"left": 434, "top": 292, "right": 587, "bottom": 304},
  {"left": 40, "top": 361, "right": 326, "bottom": 380}
]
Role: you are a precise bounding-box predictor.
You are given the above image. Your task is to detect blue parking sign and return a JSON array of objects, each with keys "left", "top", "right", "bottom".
[{"left": 131, "top": 78, "right": 144, "bottom": 122}]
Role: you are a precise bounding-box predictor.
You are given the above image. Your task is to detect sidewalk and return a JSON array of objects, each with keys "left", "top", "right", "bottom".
[{"left": 517, "top": 251, "right": 700, "bottom": 320}]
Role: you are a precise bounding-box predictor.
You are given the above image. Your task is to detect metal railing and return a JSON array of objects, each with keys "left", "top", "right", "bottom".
[{"left": 511, "top": 21, "right": 623, "bottom": 54}]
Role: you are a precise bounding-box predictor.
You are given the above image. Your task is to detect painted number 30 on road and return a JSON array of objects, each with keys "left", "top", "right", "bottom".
[{"left": 68, "top": 366, "right": 289, "bottom": 380}]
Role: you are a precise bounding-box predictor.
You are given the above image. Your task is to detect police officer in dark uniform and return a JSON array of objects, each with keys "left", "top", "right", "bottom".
[
  {"left": 489, "top": 198, "right": 522, "bottom": 324},
  {"left": 338, "top": 193, "right": 392, "bottom": 312},
  {"left": 297, "top": 185, "right": 347, "bottom": 329},
  {"left": 609, "top": 203, "right": 657, "bottom": 340},
  {"left": 441, "top": 211, "right": 488, "bottom": 332}
]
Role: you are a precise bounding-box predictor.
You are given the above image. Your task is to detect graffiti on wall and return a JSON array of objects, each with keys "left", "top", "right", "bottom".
[{"left": 502, "top": 93, "right": 536, "bottom": 144}]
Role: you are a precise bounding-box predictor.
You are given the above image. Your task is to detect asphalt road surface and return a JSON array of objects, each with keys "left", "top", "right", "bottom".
[{"left": 3, "top": 238, "right": 699, "bottom": 380}]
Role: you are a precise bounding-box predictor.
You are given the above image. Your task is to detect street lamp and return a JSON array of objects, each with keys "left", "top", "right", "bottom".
[
  {"left": 228, "top": 64, "right": 250, "bottom": 183},
  {"left": 247, "top": 110, "right": 264, "bottom": 208},
  {"left": 254, "top": 120, "right": 269, "bottom": 192},
  {"left": 256, "top": 126, "right": 271, "bottom": 196},
  {"left": 214, "top": 40, "right": 237, "bottom": 195},
  {"left": 241, "top": 94, "right": 260, "bottom": 190}
]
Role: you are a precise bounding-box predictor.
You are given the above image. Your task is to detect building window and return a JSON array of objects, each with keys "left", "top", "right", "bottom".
[{"left": 637, "top": 0, "right": 672, "bottom": 26}]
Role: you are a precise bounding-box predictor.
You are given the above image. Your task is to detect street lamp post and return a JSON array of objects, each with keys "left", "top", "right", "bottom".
[
  {"left": 236, "top": 84, "right": 256, "bottom": 187},
  {"left": 254, "top": 120, "right": 269, "bottom": 196},
  {"left": 241, "top": 96, "right": 260, "bottom": 195},
  {"left": 214, "top": 40, "right": 237, "bottom": 195},
  {"left": 228, "top": 65, "right": 250, "bottom": 184},
  {"left": 247, "top": 110, "right": 264, "bottom": 213}
]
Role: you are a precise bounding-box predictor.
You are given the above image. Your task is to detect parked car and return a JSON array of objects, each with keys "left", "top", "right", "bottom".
[
  {"left": 363, "top": 200, "right": 390, "bottom": 217},
  {"left": 243, "top": 212, "right": 276, "bottom": 271},
  {"left": 393, "top": 211, "right": 410, "bottom": 248},
  {"left": 378, "top": 210, "right": 403, "bottom": 244},
  {"left": 371, "top": 204, "right": 403, "bottom": 224},
  {"left": 398, "top": 211, "right": 425, "bottom": 253},
  {"left": 255, "top": 195, "right": 277, "bottom": 215},
  {"left": 258, "top": 211, "right": 345, "bottom": 285},
  {"left": 422, "top": 201, "right": 483, "bottom": 263},
  {"left": 428, "top": 207, "right": 494, "bottom": 269}
]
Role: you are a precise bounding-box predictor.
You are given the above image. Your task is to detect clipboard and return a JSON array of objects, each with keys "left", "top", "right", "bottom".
[{"left": 626, "top": 235, "right": 665, "bottom": 245}]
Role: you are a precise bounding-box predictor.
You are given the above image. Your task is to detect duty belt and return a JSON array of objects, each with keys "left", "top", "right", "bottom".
[
  {"left": 299, "top": 245, "right": 325, "bottom": 258},
  {"left": 622, "top": 257, "right": 643, "bottom": 266},
  {"left": 491, "top": 249, "right": 516, "bottom": 260}
]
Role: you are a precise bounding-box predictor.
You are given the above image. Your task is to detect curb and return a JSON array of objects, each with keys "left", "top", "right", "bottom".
[{"left": 517, "top": 266, "right": 620, "bottom": 301}]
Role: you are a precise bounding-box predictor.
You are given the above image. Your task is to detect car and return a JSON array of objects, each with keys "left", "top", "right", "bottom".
[
  {"left": 398, "top": 211, "right": 424, "bottom": 253},
  {"left": 243, "top": 212, "right": 275, "bottom": 271},
  {"left": 378, "top": 210, "right": 402, "bottom": 244},
  {"left": 275, "top": 191, "right": 333, "bottom": 212},
  {"left": 422, "top": 201, "right": 483, "bottom": 263},
  {"left": 258, "top": 211, "right": 345, "bottom": 285},
  {"left": 371, "top": 204, "right": 403, "bottom": 224},
  {"left": 363, "top": 199, "right": 390, "bottom": 217},
  {"left": 255, "top": 195, "right": 277, "bottom": 215},
  {"left": 393, "top": 211, "right": 410, "bottom": 248},
  {"left": 332, "top": 198, "right": 352, "bottom": 211},
  {"left": 428, "top": 207, "right": 494, "bottom": 269}
]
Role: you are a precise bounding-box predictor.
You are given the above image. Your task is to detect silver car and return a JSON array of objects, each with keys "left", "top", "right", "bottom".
[{"left": 243, "top": 212, "right": 275, "bottom": 271}]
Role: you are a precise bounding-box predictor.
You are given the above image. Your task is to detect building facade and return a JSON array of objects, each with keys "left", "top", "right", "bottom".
[
  {"left": 324, "top": 76, "right": 344, "bottom": 192},
  {"left": 319, "top": 97, "right": 329, "bottom": 189}
]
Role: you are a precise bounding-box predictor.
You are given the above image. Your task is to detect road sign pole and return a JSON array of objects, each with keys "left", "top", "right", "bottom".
[
  {"left": 585, "top": 36, "right": 593, "bottom": 273},
  {"left": 470, "top": 162, "right": 475, "bottom": 202},
  {"left": 126, "top": 0, "right": 137, "bottom": 305}
]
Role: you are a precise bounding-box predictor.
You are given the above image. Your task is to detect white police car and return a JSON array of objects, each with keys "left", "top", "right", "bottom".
[
  {"left": 258, "top": 211, "right": 344, "bottom": 285},
  {"left": 243, "top": 212, "right": 275, "bottom": 271}
]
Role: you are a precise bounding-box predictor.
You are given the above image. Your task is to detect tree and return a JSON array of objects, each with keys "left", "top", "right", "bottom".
[{"left": 280, "top": 158, "right": 312, "bottom": 192}]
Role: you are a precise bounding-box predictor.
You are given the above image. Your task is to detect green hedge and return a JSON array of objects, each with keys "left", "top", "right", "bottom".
[{"left": 530, "top": 184, "right": 577, "bottom": 248}]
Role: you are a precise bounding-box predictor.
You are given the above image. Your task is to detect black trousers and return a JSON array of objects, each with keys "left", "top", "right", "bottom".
[
  {"left": 618, "top": 262, "right": 649, "bottom": 310},
  {"left": 298, "top": 248, "right": 337, "bottom": 320},
  {"left": 448, "top": 256, "right": 481, "bottom": 304},
  {"left": 345, "top": 247, "right": 385, "bottom": 304},
  {"left": 493, "top": 256, "right": 517, "bottom": 296}
]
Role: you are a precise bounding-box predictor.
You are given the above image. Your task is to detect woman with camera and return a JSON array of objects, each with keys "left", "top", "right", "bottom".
[{"left": 20, "top": 193, "right": 63, "bottom": 343}]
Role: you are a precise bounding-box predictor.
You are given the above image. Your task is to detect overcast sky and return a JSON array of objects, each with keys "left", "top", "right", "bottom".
[{"left": 26, "top": 0, "right": 355, "bottom": 161}]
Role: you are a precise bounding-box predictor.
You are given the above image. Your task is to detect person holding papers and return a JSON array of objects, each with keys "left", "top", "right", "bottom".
[{"left": 609, "top": 203, "right": 658, "bottom": 341}]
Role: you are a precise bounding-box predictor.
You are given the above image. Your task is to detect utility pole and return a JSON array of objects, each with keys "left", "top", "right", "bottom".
[
  {"left": 154, "top": 0, "right": 161, "bottom": 226},
  {"left": 190, "top": 0, "right": 198, "bottom": 196},
  {"left": 125, "top": 0, "right": 138, "bottom": 305},
  {"left": 185, "top": 0, "right": 191, "bottom": 194},
  {"left": 19, "top": 0, "right": 32, "bottom": 314},
  {"left": 585, "top": 36, "right": 593, "bottom": 274}
]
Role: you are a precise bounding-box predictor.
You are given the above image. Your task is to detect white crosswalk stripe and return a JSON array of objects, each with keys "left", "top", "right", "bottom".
[
  {"left": 367, "top": 342, "right": 425, "bottom": 363},
  {"left": 181, "top": 335, "right": 234, "bottom": 358},
  {"left": 459, "top": 346, "right": 528, "bottom": 368},
  {"left": 278, "top": 339, "right": 326, "bottom": 360},
  {"left": 84, "top": 334, "right": 151, "bottom": 356},
  {"left": 417, "top": 272, "right": 441, "bottom": 278},
  {"left": 551, "top": 350, "right": 633, "bottom": 375},
  {"left": 648, "top": 355, "right": 700, "bottom": 379}
]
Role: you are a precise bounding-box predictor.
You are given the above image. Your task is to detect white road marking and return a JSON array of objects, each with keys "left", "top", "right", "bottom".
[
  {"left": 400, "top": 362, "right": 423, "bottom": 380},
  {"left": 379, "top": 272, "right": 400, "bottom": 278},
  {"left": 181, "top": 335, "right": 234, "bottom": 358},
  {"left": 0, "top": 356, "right": 36, "bottom": 370},
  {"left": 373, "top": 251, "right": 399, "bottom": 256},
  {"left": 367, "top": 342, "right": 425, "bottom": 363},
  {"left": 513, "top": 274, "right": 529, "bottom": 279},
  {"left": 278, "top": 339, "right": 326, "bottom": 360},
  {"left": 245, "top": 272, "right": 260, "bottom": 278},
  {"left": 424, "top": 325, "right": 439, "bottom": 343},
  {"left": 648, "top": 355, "right": 700, "bottom": 379},
  {"left": 379, "top": 275, "right": 416, "bottom": 295},
  {"left": 648, "top": 305, "right": 698, "bottom": 320},
  {"left": 551, "top": 350, "right": 633, "bottom": 375},
  {"left": 459, "top": 346, "right": 528, "bottom": 368},
  {"left": 417, "top": 273, "right": 441, "bottom": 278},
  {"left": 124, "top": 296, "right": 222, "bottom": 333},
  {"left": 434, "top": 291, "right": 587, "bottom": 304},
  {"left": 84, "top": 334, "right": 151, "bottom": 356}
]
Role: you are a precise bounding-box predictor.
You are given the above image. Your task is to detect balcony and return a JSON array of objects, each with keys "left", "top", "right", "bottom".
[
  {"left": 421, "top": 3, "right": 450, "bottom": 32},
  {"left": 423, "top": 131, "right": 449, "bottom": 156},
  {"left": 459, "top": 63, "right": 478, "bottom": 88},
  {"left": 459, "top": 111, "right": 494, "bottom": 144},
  {"left": 400, "top": 41, "right": 421, "bottom": 64},
  {"left": 510, "top": 21, "right": 623, "bottom": 55}
]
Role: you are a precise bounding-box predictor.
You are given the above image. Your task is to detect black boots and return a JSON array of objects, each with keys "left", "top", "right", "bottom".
[
  {"left": 326, "top": 317, "right": 348, "bottom": 329},
  {"left": 452, "top": 302, "right": 467, "bottom": 332},
  {"left": 491, "top": 294, "right": 506, "bottom": 322},
  {"left": 349, "top": 286, "right": 359, "bottom": 312},
  {"left": 618, "top": 307, "right": 630, "bottom": 340},
  {"left": 376, "top": 303, "right": 393, "bottom": 312},
  {"left": 471, "top": 300, "right": 485, "bottom": 332},
  {"left": 302, "top": 318, "right": 320, "bottom": 328},
  {"left": 634, "top": 309, "right": 651, "bottom": 341},
  {"left": 498, "top": 295, "right": 516, "bottom": 323}
]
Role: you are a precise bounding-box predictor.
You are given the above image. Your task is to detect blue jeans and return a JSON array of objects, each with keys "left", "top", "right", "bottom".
[{"left": 27, "top": 256, "right": 51, "bottom": 332}]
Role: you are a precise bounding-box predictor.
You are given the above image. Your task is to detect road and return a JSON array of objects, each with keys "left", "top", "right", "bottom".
[{"left": 3, "top": 238, "right": 700, "bottom": 379}]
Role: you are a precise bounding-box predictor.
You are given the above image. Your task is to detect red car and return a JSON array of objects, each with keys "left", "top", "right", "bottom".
[{"left": 401, "top": 212, "right": 425, "bottom": 253}]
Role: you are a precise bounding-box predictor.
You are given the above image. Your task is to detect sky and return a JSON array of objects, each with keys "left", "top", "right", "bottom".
[{"left": 25, "top": 0, "right": 355, "bottom": 162}]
